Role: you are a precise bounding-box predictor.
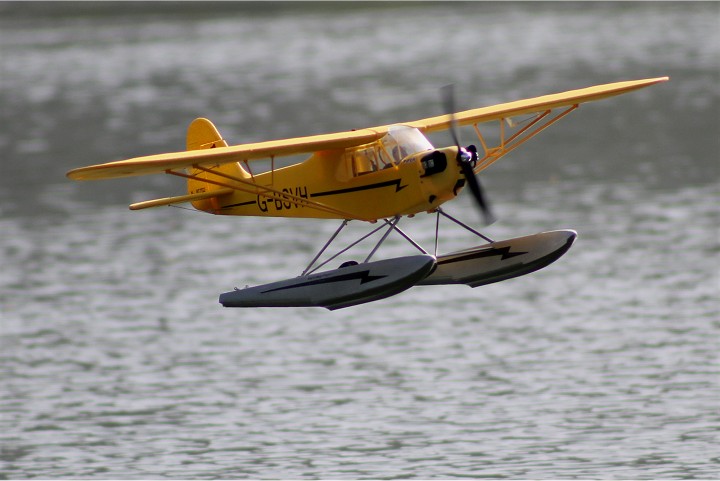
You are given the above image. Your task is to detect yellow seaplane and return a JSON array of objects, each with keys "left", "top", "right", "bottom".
[{"left": 67, "top": 77, "right": 667, "bottom": 309}]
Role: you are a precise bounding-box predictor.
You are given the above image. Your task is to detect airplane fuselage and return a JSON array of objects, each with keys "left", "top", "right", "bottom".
[{"left": 190, "top": 145, "right": 466, "bottom": 221}]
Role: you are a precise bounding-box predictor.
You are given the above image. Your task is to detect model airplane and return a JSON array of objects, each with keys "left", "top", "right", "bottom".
[{"left": 67, "top": 77, "right": 668, "bottom": 309}]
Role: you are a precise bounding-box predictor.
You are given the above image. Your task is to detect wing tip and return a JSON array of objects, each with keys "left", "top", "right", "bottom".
[
  {"left": 66, "top": 168, "right": 85, "bottom": 181},
  {"left": 642, "top": 75, "right": 670, "bottom": 84}
]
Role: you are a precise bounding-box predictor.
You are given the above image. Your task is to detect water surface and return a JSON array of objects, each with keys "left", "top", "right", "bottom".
[{"left": 1, "top": 3, "right": 718, "bottom": 479}]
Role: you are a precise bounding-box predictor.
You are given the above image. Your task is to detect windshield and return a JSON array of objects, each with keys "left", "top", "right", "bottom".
[{"left": 380, "top": 125, "right": 434, "bottom": 163}]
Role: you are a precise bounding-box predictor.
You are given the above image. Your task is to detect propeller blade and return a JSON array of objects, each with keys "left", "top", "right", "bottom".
[
  {"left": 441, "top": 84, "right": 496, "bottom": 226},
  {"left": 441, "top": 84, "right": 462, "bottom": 149},
  {"left": 459, "top": 160, "right": 496, "bottom": 225}
]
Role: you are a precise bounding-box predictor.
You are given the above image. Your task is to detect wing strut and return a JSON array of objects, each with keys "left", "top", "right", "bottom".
[
  {"left": 165, "top": 166, "right": 370, "bottom": 221},
  {"left": 472, "top": 105, "right": 578, "bottom": 173}
]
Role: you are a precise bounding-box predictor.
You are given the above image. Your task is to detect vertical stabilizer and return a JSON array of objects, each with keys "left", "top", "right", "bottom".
[
  {"left": 186, "top": 117, "right": 229, "bottom": 151},
  {"left": 185, "top": 118, "right": 249, "bottom": 211}
]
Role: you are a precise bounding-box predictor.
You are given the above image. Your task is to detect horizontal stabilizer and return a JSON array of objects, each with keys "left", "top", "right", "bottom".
[{"left": 129, "top": 188, "right": 233, "bottom": 210}]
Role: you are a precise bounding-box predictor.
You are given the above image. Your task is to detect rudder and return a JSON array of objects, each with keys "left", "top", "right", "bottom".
[
  {"left": 186, "top": 117, "right": 228, "bottom": 151},
  {"left": 185, "top": 118, "right": 250, "bottom": 211}
]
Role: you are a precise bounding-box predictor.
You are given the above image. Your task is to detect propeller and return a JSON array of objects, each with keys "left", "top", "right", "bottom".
[{"left": 441, "top": 85, "right": 496, "bottom": 225}]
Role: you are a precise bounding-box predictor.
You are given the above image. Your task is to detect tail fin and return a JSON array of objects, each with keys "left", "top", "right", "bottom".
[
  {"left": 185, "top": 118, "right": 250, "bottom": 211},
  {"left": 186, "top": 117, "right": 229, "bottom": 151}
]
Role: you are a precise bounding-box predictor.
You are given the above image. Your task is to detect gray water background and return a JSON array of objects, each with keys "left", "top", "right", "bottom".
[{"left": 1, "top": 2, "right": 719, "bottom": 479}]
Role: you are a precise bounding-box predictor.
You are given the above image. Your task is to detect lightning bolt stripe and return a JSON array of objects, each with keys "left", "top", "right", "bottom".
[
  {"left": 437, "top": 246, "right": 527, "bottom": 265},
  {"left": 310, "top": 179, "right": 407, "bottom": 198},
  {"left": 261, "top": 270, "right": 387, "bottom": 293}
]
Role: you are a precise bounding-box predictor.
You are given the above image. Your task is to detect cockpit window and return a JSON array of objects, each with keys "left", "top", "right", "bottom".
[
  {"left": 381, "top": 125, "right": 434, "bottom": 163},
  {"left": 346, "top": 125, "right": 434, "bottom": 176}
]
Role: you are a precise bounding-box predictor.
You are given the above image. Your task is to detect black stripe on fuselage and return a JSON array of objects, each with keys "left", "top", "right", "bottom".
[{"left": 310, "top": 179, "right": 407, "bottom": 198}]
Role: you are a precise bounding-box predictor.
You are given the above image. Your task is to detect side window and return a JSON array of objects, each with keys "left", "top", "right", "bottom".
[
  {"left": 377, "top": 144, "right": 394, "bottom": 167},
  {"left": 348, "top": 142, "right": 401, "bottom": 177},
  {"left": 350, "top": 147, "right": 377, "bottom": 175}
]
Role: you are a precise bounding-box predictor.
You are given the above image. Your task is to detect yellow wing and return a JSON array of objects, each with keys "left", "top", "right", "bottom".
[
  {"left": 402, "top": 77, "right": 669, "bottom": 133},
  {"left": 67, "top": 128, "right": 384, "bottom": 180},
  {"left": 66, "top": 77, "right": 667, "bottom": 181},
  {"left": 401, "top": 76, "right": 669, "bottom": 173}
]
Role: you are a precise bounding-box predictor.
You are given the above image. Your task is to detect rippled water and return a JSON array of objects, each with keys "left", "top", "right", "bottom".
[{"left": 1, "top": 3, "right": 719, "bottom": 479}]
